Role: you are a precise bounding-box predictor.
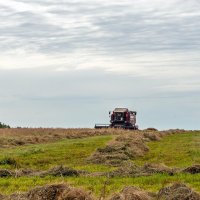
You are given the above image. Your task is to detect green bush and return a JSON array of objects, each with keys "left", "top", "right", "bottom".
[{"left": 0, "top": 122, "right": 10, "bottom": 129}]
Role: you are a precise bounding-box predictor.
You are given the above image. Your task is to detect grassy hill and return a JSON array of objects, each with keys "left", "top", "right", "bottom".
[{"left": 0, "top": 129, "right": 200, "bottom": 199}]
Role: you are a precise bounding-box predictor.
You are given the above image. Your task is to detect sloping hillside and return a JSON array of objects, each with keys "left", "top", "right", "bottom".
[{"left": 0, "top": 129, "right": 200, "bottom": 199}]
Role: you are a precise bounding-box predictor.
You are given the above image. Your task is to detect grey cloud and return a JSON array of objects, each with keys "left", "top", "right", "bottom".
[{"left": 1, "top": 0, "right": 200, "bottom": 54}]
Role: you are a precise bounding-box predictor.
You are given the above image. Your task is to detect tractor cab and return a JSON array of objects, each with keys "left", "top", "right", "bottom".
[
  {"left": 110, "top": 108, "right": 137, "bottom": 129},
  {"left": 111, "top": 108, "right": 128, "bottom": 123}
]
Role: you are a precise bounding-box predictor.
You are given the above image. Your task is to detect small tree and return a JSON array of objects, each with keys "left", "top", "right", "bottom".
[{"left": 0, "top": 122, "right": 10, "bottom": 129}]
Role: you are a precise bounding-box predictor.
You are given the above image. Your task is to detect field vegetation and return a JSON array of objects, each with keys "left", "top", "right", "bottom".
[
  {"left": 0, "top": 128, "right": 200, "bottom": 199},
  {"left": 135, "top": 131, "right": 200, "bottom": 167},
  {"left": 0, "top": 128, "right": 122, "bottom": 148}
]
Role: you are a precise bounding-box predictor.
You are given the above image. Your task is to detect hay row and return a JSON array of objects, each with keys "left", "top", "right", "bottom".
[
  {"left": 88, "top": 130, "right": 191, "bottom": 166},
  {"left": 109, "top": 162, "right": 200, "bottom": 177},
  {"left": 1, "top": 163, "right": 200, "bottom": 179},
  {"left": 1, "top": 183, "right": 200, "bottom": 200},
  {"left": 0, "top": 166, "right": 84, "bottom": 178},
  {"left": 0, "top": 128, "right": 193, "bottom": 148}
]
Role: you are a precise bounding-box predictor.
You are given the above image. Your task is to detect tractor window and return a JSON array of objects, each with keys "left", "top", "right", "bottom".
[{"left": 114, "top": 112, "right": 124, "bottom": 121}]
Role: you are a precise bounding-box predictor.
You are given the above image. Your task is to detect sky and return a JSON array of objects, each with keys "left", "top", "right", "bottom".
[{"left": 0, "top": 0, "right": 200, "bottom": 130}]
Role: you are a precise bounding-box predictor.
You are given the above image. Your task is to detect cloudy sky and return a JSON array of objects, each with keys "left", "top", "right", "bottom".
[{"left": 0, "top": 0, "right": 200, "bottom": 129}]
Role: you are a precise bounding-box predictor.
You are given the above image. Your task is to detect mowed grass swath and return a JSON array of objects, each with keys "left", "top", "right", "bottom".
[
  {"left": 0, "top": 128, "right": 200, "bottom": 199},
  {"left": 0, "top": 135, "right": 113, "bottom": 170}
]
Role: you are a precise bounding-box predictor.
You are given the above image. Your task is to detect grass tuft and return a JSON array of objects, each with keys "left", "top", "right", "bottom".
[{"left": 0, "top": 157, "right": 18, "bottom": 167}]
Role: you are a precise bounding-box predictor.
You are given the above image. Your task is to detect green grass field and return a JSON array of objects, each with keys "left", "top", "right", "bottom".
[
  {"left": 0, "top": 135, "right": 113, "bottom": 171},
  {"left": 135, "top": 132, "right": 200, "bottom": 167},
  {"left": 1, "top": 173, "right": 200, "bottom": 196},
  {"left": 0, "top": 130, "right": 200, "bottom": 197}
]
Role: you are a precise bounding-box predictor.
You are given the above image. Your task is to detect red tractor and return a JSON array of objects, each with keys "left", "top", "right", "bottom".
[{"left": 95, "top": 108, "right": 138, "bottom": 130}]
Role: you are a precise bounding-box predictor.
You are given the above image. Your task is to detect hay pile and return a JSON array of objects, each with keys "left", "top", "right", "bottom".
[
  {"left": 109, "top": 162, "right": 141, "bottom": 177},
  {"left": 0, "top": 168, "right": 41, "bottom": 178},
  {"left": 59, "top": 188, "right": 93, "bottom": 200},
  {"left": 3, "top": 162, "right": 199, "bottom": 179},
  {"left": 143, "top": 132, "right": 161, "bottom": 141},
  {"left": 0, "top": 166, "right": 82, "bottom": 178},
  {"left": 40, "top": 166, "right": 82, "bottom": 177},
  {"left": 3, "top": 184, "right": 93, "bottom": 200},
  {"left": 2, "top": 182, "right": 200, "bottom": 200},
  {"left": 109, "top": 186, "right": 155, "bottom": 200},
  {"left": 142, "top": 163, "right": 174, "bottom": 175},
  {"left": 110, "top": 162, "right": 175, "bottom": 177},
  {"left": 0, "top": 169, "right": 15, "bottom": 177},
  {"left": 157, "top": 183, "right": 200, "bottom": 200},
  {"left": 182, "top": 165, "right": 200, "bottom": 174},
  {"left": 143, "top": 128, "right": 158, "bottom": 131},
  {"left": 89, "top": 133, "right": 149, "bottom": 166},
  {"left": 159, "top": 129, "right": 188, "bottom": 136},
  {"left": 109, "top": 183, "right": 200, "bottom": 200}
]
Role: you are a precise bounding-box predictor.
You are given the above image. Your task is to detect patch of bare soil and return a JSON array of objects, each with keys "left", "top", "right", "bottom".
[
  {"left": 109, "top": 186, "right": 156, "bottom": 200},
  {"left": 2, "top": 184, "right": 94, "bottom": 200},
  {"left": 157, "top": 183, "right": 200, "bottom": 200},
  {"left": 182, "top": 165, "right": 200, "bottom": 174},
  {"left": 88, "top": 133, "right": 149, "bottom": 166}
]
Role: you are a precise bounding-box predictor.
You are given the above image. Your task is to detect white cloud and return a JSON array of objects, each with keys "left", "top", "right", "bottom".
[
  {"left": 0, "top": 0, "right": 47, "bottom": 13},
  {"left": 0, "top": 0, "right": 200, "bottom": 92},
  {"left": 0, "top": 48, "right": 199, "bottom": 84}
]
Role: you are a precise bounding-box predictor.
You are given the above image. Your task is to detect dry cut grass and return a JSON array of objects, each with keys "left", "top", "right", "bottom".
[{"left": 0, "top": 128, "right": 129, "bottom": 148}]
